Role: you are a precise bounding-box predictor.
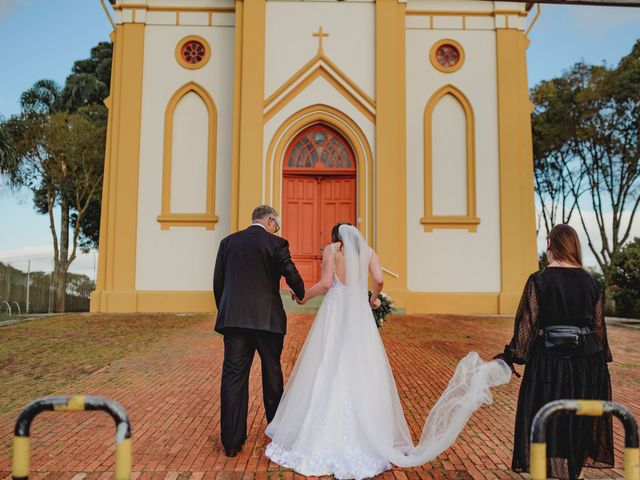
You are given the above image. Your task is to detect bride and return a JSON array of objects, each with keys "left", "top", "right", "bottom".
[{"left": 265, "top": 222, "right": 511, "bottom": 479}]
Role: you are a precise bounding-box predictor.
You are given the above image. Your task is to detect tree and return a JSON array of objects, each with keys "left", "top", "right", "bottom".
[
  {"left": 20, "top": 79, "right": 63, "bottom": 114},
  {"left": 611, "top": 237, "right": 640, "bottom": 318},
  {"left": 0, "top": 42, "right": 111, "bottom": 312},
  {"left": 69, "top": 42, "right": 112, "bottom": 91},
  {"left": 531, "top": 72, "right": 587, "bottom": 236},
  {"left": 1, "top": 105, "right": 105, "bottom": 312},
  {"left": 571, "top": 43, "right": 640, "bottom": 285},
  {"left": 0, "top": 120, "right": 17, "bottom": 173},
  {"left": 531, "top": 41, "right": 640, "bottom": 285},
  {"left": 62, "top": 42, "right": 112, "bottom": 248}
]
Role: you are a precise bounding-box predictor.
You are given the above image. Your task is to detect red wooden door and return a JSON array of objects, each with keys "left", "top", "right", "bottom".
[
  {"left": 282, "top": 176, "right": 321, "bottom": 285},
  {"left": 319, "top": 177, "right": 357, "bottom": 247},
  {"left": 282, "top": 175, "right": 356, "bottom": 287},
  {"left": 281, "top": 124, "right": 357, "bottom": 288}
]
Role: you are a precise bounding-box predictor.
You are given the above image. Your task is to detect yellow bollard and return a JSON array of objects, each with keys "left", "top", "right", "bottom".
[
  {"left": 530, "top": 400, "right": 638, "bottom": 480},
  {"left": 12, "top": 395, "right": 131, "bottom": 480},
  {"left": 625, "top": 447, "right": 640, "bottom": 480},
  {"left": 115, "top": 437, "right": 133, "bottom": 480},
  {"left": 11, "top": 436, "right": 30, "bottom": 479},
  {"left": 529, "top": 442, "right": 546, "bottom": 480}
]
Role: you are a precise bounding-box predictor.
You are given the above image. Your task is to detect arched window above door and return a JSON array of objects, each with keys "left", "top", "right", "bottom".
[{"left": 285, "top": 124, "right": 355, "bottom": 171}]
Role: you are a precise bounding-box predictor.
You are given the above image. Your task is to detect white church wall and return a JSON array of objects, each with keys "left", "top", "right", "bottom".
[
  {"left": 136, "top": 23, "right": 235, "bottom": 291},
  {"left": 406, "top": 0, "right": 495, "bottom": 12},
  {"left": 405, "top": 0, "right": 526, "bottom": 31},
  {"left": 405, "top": 28, "right": 502, "bottom": 293},
  {"left": 263, "top": 75, "right": 375, "bottom": 243},
  {"left": 265, "top": 1, "right": 375, "bottom": 102}
]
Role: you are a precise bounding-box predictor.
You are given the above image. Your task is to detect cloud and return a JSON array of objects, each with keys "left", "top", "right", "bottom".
[
  {"left": 0, "top": 244, "right": 52, "bottom": 260},
  {"left": 0, "top": 0, "right": 30, "bottom": 19}
]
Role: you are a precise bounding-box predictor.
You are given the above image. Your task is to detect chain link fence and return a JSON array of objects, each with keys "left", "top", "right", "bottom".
[{"left": 0, "top": 254, "right": 95, "bottom": 315}]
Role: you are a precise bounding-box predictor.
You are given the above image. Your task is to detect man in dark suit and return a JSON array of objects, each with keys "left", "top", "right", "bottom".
[{"left": 214, "top": 205, "right": 305, "bottom": 457}]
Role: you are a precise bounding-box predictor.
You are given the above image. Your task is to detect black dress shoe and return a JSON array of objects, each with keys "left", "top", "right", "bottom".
[{"left": 225, "top": 447, "right": 240, "bottom": 457}]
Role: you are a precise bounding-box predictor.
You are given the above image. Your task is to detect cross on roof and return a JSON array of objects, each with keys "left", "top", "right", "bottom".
[{"left": 312, "top": 26, "right": 329, "bottom": 54}]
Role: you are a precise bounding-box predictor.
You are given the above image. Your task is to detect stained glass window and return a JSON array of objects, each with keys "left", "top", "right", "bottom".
[
  {"left": 181, "top": 41, "right": 206, "bottom": 65},
  {"left": 435, "top": 44, "right": 460, "bottom": 68},
  {"left": 286, "top": 125, "right": 354, "bottom": 170}
]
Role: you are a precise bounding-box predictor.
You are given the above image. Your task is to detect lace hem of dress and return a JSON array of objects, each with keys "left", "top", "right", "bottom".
[{"left": 265, "top": 441, "right": 391, "bottom": 480}]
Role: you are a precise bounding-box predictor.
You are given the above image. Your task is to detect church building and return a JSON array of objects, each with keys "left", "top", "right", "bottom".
[{"left": 90, "top": 0, "right": 538, "bottom": 315}]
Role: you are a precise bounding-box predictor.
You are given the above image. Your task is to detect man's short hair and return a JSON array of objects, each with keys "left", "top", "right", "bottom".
[{"left": 252, "top": 205, "right": 278, "bottom": 223}]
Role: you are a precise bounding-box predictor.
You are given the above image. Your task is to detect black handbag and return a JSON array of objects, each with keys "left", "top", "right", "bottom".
[{"left": 542, "top": 325, "right": 591, "bottom": 351}]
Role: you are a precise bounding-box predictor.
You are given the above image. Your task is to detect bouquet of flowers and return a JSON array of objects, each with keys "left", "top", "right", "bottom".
[{"left": 368, "top": 291, "right": 395, "bottom": 329}]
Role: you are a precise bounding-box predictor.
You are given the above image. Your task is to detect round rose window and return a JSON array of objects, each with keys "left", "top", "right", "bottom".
[
  {"left": 435, "top": 44, "right": 460, "bottom": 69},
  {"left": 175, "top": 36, "right": 211, "bottom": 70},
  {"left": 181, "top": 40, "right": 206, "bottom": 65},
  {"left": 430, "top": 39, "right": 465, "bottom": 73}
]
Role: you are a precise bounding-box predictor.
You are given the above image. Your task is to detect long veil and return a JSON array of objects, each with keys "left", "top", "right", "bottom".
[{"left": 337, "top": 224, "right": 512, "bottom": 466}]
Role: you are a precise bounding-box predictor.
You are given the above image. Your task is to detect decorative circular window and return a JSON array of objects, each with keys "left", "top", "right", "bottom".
[
  {"left": 175, "top": 36, "right": 211, "bottom": 70},
  {"left": 430, "top": 39, "right": 465, "bottom": 73},
  {"left": 284, "top": 124, "right": 355, "bottom": 171}
]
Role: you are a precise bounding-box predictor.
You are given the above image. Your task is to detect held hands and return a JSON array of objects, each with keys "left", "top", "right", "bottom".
[{"left": 290, "top": 290, "right": 306, "bottom": 305}]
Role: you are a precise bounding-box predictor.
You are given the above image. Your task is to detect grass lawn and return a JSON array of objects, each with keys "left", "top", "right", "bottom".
[{"left": 0, "top": 312, "right": 213, "bottom": 415}]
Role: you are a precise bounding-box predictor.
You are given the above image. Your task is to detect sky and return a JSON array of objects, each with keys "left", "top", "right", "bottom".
[
  {"left": 0, "top": 0, "right": 112, "bottom": 278},
  {"left": 0, "top": 1, "right": 639, "bottom": 275}
]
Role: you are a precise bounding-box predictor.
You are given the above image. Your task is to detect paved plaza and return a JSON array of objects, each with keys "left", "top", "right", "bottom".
[{"left": 1, "top": 313, "right": 638, "bottom": 479}]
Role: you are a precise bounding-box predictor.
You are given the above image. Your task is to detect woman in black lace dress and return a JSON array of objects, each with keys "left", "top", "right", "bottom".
[{"left": 496, "top": 224, "right": 613, "bottom": 480}]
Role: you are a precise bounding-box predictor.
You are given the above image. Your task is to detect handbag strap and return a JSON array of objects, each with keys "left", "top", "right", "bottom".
[{"left": 539, "top": 325, "right": 594, "bottom": 336}]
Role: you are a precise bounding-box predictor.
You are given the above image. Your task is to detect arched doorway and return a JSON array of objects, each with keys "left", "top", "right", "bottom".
[{"left": 282, "top": 124, "right": 357, "bottom": 287}]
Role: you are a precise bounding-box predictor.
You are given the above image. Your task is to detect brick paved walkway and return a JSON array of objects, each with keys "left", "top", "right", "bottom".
[{"left": 1, "top": 314, "right": 638, "bottom": 480}]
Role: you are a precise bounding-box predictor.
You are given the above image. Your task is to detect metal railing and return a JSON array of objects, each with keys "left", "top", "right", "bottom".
[
  {"left": 530, "top": 399, "right": 639, "bottom": 480},
  {"left": 12, "top": 395, "right": 132, "bottom": 480}
]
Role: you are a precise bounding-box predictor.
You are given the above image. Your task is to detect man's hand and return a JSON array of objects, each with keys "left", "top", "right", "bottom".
[{"left": 290, "top": 290, "right": 305, "bottom": 305}]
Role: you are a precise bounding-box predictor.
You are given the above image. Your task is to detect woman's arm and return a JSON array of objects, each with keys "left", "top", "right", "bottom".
[
  {"left": 594, "top": 290, "right": 613, "bottom": 362},
  {"left": 502, "top": 273, "right": 540, "bottom": 365},
  {"left": 369, "top": 250, "right": 384, "bottom": 307},
  {"left": 296, "top": 245, "right": 334, "bottom": 304},
  {"left": 493, "top": 274, "right": 539, "bottom": 377}
]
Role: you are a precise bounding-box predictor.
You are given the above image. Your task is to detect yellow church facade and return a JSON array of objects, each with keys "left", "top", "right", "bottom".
[{"left": 90, "top": 0, "right": 538, "bottom": 315}]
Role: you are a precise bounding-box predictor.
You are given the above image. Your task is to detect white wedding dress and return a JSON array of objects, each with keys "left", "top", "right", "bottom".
[{"left": 265, "top": 225, "right": 511, "bottom": 479}]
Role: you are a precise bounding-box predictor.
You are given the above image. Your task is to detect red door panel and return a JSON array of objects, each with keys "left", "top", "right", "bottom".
[
  {"left": 320, "top": 177, "right": 356, "bottom": 248},
  {"left": 282, "top": 176, "right": 320, "bottom": 287}
]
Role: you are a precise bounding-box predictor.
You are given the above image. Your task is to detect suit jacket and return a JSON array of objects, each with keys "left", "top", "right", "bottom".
[{"left": 213, "top": 225, "right": 305, "bottom": 334}]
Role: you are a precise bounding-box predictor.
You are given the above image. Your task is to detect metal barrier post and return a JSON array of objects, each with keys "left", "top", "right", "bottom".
[
  {"left": 530, "top": 399, "right": 640, "bottom": 480},
  {"left": 12, "top": 395, "right": 132, "bottom": 480}
]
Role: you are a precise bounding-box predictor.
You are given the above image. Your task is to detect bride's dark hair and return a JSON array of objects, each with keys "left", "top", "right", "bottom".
[{"left": 331, "top": 221, "right": 352, "bottom": 250}]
